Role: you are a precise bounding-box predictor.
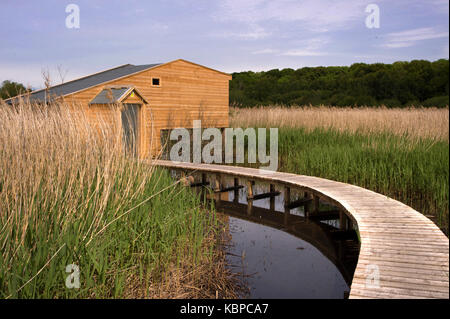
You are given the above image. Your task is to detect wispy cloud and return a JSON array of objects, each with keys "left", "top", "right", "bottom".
[
  {"left": 1, "top": 0, "right": 449, "bottom": 87},
  {"left": 281, "top": 37, "right": 330, "bottom": 56},
  {"left": 383, "top": 27, "right": 449, "bottom": 48},
  {"left": 252, "top": 48, "right": 280, "bottom": 54},
  {"left": 251, "top": 37, "right": 331, "bottom": 56},
  {"left": 216, "top": 0, "right": 370, "bottom": 33},
  {"left": 148, "top": 22, "right": 169, "bottom": 32},
  {"left": 212, "top": 23, "right": 270, "bottom": 39},
  {"left": 282, "top": 49, "right": 328, "bottom": 57}
]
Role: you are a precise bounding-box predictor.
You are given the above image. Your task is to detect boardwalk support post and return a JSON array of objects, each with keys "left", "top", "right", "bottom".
[
  {"left": 214, "top": 174, "right": 222, "bottom": 202},
  {"left": 270, "top": 184, "right": 276, "bottom": 211},
  {"left": 339, "top": 209, "right": 348, "bottom": 231},
  {"left": 313, "top": 195, "right": 320, "bottom": 215},
  {"left": 180, "top": 170, "right": 188, "bottom": 186},
  {"left": 284, "top": 186, "right": 291, "bottom": 225},
  {"left": 304, "top": 192, "right": 312, "bottom": 217},
  {"left": 189, "top": 172, "right": 209, "bottom": 188},
  {"left": 201, "top": 173, "right": 208, "bottom": 198},
  {"left": 247, "top": 180, "right": 255, "bottom": 216},
  {"left": 234, "top": 178, "right": 240, "bottom": 203}
]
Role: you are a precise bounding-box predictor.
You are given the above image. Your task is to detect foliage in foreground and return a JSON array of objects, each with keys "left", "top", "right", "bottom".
[{"left": 0, "top": 102, "right": 235, "bottom": 298}]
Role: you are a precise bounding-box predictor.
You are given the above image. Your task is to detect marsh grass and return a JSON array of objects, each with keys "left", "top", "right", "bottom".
[
  {"left": 231, "top": 106, "right": 449, "bottom": 141},
  {"left": 0, "top": 100, "right": 239, "bottom": 298},
  {"left": 231, "top": 107, "right": 449, "bottom": 235}
]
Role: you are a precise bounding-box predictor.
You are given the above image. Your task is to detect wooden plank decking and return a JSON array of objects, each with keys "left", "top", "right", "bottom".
[{"left": 155, "top": 160, "right": 449, "bottom": 299}]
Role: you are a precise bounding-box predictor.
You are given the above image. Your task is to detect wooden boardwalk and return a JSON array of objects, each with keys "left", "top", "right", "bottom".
[{"left": 155, "top": 160, "right": 449, "bottom": 299}]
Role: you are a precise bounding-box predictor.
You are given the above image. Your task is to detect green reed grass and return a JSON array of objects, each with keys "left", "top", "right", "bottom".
[
  {"left": 274, "top": 127, "right": 449, "bottom": 235},
  {"left": 0, "top": 102, "right": 221, "bottom": 298}
]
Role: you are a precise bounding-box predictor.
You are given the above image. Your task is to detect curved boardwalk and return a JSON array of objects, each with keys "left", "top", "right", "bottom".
[{"left": 155, "top": 160, "right": 449, "bottom": 299}]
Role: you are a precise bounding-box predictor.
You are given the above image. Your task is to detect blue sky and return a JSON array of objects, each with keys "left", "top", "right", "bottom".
[{"left": 0, "top": 0, "right": 448, "bottom": 89}]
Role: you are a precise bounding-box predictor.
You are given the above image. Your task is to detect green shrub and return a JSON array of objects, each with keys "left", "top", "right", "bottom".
[{"left": 422, "top": 95, "right": 449, "bottom": 108}]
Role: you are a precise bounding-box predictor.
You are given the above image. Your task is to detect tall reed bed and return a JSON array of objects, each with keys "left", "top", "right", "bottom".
[
  {"left": 231, "top": 107, "right": 449, "bottom": 235},
  {"left": 277, "top": 128, "right": 449, "bottom": 234},
  {"left": 231, "top": 106, "right": 449, "bottom": 141},
  {"left": 0, "top": 101, "right": 237, "bottom": 298}
]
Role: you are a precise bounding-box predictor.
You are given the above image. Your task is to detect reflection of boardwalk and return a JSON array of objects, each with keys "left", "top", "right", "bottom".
[
  {"left": 155, "top": 160, "right": 450, "bottom": 299},
  {"left": 215, "top": 200, "right": 359, "bottom": 287}
]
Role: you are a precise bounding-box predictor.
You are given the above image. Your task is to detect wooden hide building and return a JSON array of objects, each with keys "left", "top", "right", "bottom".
[{"left": 9, "top": 59, "right": 231, "bottom": 158}]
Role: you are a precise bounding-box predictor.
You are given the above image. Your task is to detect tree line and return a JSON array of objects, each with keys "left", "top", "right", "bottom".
[
  {"left": 2, "top": 59, "right": 449, "bottom": 107},
  {"left": 0, "top": 80, "right": 28, "bottom": 100},
  {"left": 230, "top": 59, "right": 449, "bottom": 108}
]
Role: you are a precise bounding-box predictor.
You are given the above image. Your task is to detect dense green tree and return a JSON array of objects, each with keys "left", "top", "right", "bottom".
[
  {"left": 0, "top": 80, "right": 28, "bottom": 99},
  {"left": 230, "top": 59, "right": 449, "bottom": 108}
]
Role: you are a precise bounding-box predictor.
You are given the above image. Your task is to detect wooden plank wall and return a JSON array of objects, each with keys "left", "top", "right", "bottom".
[{"left": 64, "top": 60, "right": 231, "bottom": 158}]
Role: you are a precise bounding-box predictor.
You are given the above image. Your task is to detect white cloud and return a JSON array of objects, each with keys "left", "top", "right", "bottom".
[
  {"left": 212, "top": 23, "right": 270, "bottom": 39},
  {"left": 282, "top": 50, "right": 328, "bottom": 57},
  {"left": 252, "top": 48, "right": 280, "bottom": 54},
  {"left": 384, "top": 42, "right": 414, "bottom": 49},
  {"left": 216, "top": 0, "right": 371, "bottom": 32},
  {"left": 250, "top": 37, "right": 331, "bottom": 56},
  {"left": 383, "top": 27, "right": 449, "bottom": 48},
  {"left": 149, "top": 22, "right": 169, "bottom": 32},
  {"left": 281, "top": 37, "right": 330, "bottom": 56}
]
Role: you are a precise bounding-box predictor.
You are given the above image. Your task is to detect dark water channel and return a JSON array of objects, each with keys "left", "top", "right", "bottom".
[
  {"left": 180, "top": 172, "right": 360, "bottom": 299},
  {"left": 226, "top": 216, "right": 349, "bottom": 298}
]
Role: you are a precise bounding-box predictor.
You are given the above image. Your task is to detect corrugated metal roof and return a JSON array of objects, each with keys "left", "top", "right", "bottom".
[
  {"left": 10, "top": 63, "right": 160, "bottom": 103},
  {"left": 89, "top": 87, "right": 131, "bottom": 104}
]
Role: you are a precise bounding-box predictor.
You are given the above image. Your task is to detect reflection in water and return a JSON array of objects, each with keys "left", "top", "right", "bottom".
[
  {"left": 173, "top": 171, "right": 359, "bottom": 299},
  {"left": 226, "top": 216, "right": 349, "bottom": 299}
]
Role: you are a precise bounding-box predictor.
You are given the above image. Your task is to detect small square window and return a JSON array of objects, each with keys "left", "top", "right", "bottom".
[{"left": 152, "top": 78, "right": 161, "bottom": 86}]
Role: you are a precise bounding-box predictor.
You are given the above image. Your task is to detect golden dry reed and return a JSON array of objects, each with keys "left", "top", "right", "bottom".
[
  {"left": 231, "top": 105, "right": 449, "bottom": 234},
  {"left": 0, "top": 99, "right": 240, "bottom": 298},
  {"left": 231, "top": 106, "right": 449, "bottom": 141}
]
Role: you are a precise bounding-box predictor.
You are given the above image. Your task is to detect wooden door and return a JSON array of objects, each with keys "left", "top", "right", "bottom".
[{"left": 121, "top": 104, "right": 140, "bottom": 156}]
